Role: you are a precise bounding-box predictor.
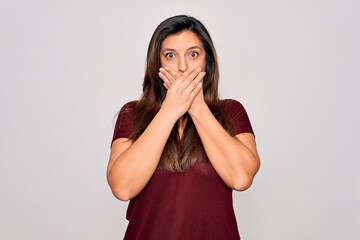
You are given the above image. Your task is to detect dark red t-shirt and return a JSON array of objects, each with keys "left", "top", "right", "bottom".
[{"left": 112, "top": 99, "right": 254, "bottom": 240}]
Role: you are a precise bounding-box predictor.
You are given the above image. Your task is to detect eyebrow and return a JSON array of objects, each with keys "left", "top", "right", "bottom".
[{"left": 161, "top": 45, "right": 203, "bottom": 53}]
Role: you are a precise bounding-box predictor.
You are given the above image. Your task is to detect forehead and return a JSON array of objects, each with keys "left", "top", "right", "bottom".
[{"left": 161, "top": 30, "right": 203, "bottom": 49}]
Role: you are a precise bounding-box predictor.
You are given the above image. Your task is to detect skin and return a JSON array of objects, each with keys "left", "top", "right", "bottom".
[{"left": 107, "top": 30, "right": 260, "bottom": 201}]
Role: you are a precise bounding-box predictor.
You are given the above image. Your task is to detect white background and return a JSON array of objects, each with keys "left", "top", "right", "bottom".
[{"left": 1, "top": 0, "right": 359, "bottom": 239}]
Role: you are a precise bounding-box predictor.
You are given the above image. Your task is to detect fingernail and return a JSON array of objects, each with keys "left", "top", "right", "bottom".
[
  {"left": 159, "top": 68, "right": 164, "bottom": 72},
  {"left": 197, "top": 68, "right": 201, "bottom": 72}
]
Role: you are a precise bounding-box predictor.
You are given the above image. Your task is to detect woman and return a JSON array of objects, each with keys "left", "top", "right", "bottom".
[{"left": 107, "top": 15, "right": 260, "bottom": 239}]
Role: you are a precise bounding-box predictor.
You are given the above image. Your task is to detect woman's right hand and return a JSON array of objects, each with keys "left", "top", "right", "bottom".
[{"left": 158, "top": 67, "right": 205, "bottom": 120}]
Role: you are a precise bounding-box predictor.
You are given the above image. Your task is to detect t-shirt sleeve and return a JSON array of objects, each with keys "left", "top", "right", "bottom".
[
  {"left": 222, "top": 99, "right": 254, "bottom": 136},
  {"left": 111, "top": 101, "right": 137, "bottom": 145}
]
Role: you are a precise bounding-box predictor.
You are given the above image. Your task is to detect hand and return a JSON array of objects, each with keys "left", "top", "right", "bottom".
[
  {"left": 158, "top": 67, "right": 205, "bottom": 120},
  {"left": 187, "top": 71, "right": 206, "bottom": 116}
]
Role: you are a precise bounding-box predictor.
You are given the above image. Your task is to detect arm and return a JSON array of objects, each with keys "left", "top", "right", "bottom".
[
  {"left": 107, "top": 108, "right": 177, "bottom": 201},
  {"left": 107, "top": 69, "right": 204, "bottom": 201},
  {"left": 189, "top": 103, "right": 260, "bottom": 191}
]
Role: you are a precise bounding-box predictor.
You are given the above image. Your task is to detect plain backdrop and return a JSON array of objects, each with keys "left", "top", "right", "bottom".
[{"left": 1, "top": 0, "right": 359, "bottom": 239}]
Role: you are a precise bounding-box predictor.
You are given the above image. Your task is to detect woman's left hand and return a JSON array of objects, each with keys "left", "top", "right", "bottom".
[{"left": 159, "top": 66, "right": 207, "bottom": 115}]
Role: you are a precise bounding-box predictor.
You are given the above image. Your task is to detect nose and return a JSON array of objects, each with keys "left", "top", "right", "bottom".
[{"left": 178, "top": 57, "right": 188, "bottom": 73}]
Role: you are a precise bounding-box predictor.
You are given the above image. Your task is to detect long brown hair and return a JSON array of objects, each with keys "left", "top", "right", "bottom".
[{"left": 130, "top": 15, "right": 233, "bottom": 172}]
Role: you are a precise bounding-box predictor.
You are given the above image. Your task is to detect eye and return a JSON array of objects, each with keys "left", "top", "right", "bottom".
[
  {"left": 189, "top": 51, "right": 199, "bottom": 58},
  {"left": 165, "top": 52, "right": 175, "bottom": 59}
]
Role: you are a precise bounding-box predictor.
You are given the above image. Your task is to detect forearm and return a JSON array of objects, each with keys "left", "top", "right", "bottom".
[
  {"left": 107, "top": 107, "right": 177, "bottom": 200},
  {"left": 189, "top": 104, "right": 260, "bottom": 191}
]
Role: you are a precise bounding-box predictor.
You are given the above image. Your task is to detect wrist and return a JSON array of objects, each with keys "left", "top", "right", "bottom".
[
  {"left": 158, "top": 103, "right": 181, "bottom": 124},
  {"left": 188, "top": 101, "right": 208, "bottom": 118}
]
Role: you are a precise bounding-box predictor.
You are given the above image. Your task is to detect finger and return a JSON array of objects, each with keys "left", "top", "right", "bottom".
[
  {"left": 184, "top": 70, "right": 206, "bottom": 93},
  {"left": 163, "top": 83, "right": 169, "bottom": 90},
  {"left": 189, "top": 80, "right": 203, "bottom": 100},
  {"left": 185, "top": 72, "right": 205, "bottom": 94},
  {"left": 179, "top": 67, "right": 196, "bottom": 80},
  {"left": 158, "top": 71, "right": 172, "bottom": 87},
  {"left": 177, "top": 68, "right": 199, "bottom": 89},
  {"left": 164, "top": 67, "right": 180, "bottom": 81},
  {"left": 159, "top": 67, "right": 176, "bottom": 84},
  {"left": 166, "top": 67, "right": 196, "bottom": 84}
]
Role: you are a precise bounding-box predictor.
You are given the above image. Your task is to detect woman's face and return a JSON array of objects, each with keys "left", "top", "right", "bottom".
[{"left": 160, "top": 30, "right": 206, "bottom": 73}]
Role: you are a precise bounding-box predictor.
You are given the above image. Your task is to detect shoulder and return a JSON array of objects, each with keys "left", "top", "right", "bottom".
[
  {"left": 220, "top": 99, "right": 247, "bottom": 115},
  {"left": 221, "top": 98, "right": 244, "bottom": 106},
  {"left": 115, "top": 100, "right": 138, "bottom": 126},
  {"left": 119, "top": 100, "right": 138, "bottom": 112},
  {"left": 220, "top": 99, "right": 254, "bottom": 135},
  {"left": 112, "top": 100, "right": 138, "bottom": 142},
  {"left": 117, "top": 100, "right": 138, "bottom": 118}
]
